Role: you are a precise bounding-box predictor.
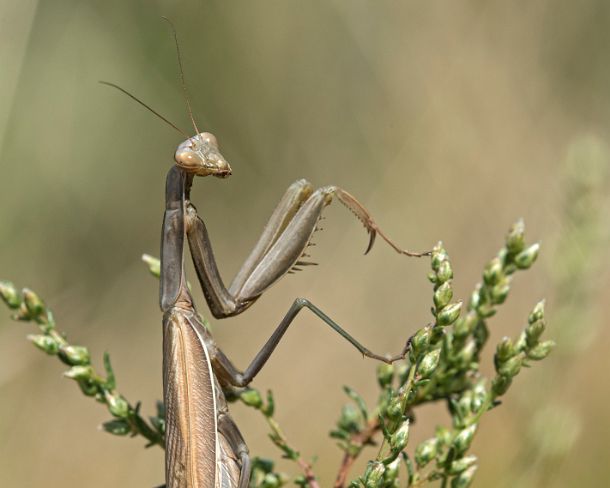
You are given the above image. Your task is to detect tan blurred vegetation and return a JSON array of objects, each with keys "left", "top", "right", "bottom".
[{"left": 1, "top": 1, "right": 609, "bottom": 486}]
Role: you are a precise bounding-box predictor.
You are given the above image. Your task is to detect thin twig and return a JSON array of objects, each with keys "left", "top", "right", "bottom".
[{"left": 334, "top": 419, "right": 382, "bottom": 488}]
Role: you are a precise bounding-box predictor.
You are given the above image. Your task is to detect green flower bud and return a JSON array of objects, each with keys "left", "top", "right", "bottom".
[
  {"left": 384, "top": 457, "right": 400, "bottom": 483},
  {"left": 495, "top": 337, "right": 515, "bottom": 365},
  {"left": 0, "top": 281, "right": 21, "bottom": 309},
  {"left": 437, "top": 302, "right": 463, "bottom": 326},
  {"left": 473, "top": 321, "right": 490, "bottom": 346},
  {"left": 454, "top": 313, "right": 478, "bottom": 338},
  {"left": 454, "top": 390, "right": 474, "bottom": 420},
  {"left": 452, "top": 425, "right": 477, "bottom": 455},
  {"left": 27, "top": 334, "right": 59, "bottom": 355},
  {"left": 77, "top": 379, "right": 99, "bottom": 397},
  {"left": 338, "top": 404, "right": 363, "bottom": 433},
  {"left": 453, "top": 317, "right": 467, "bottom": 338},
  {"left": 449, "top": 455, "right": 477, "bottom": 475},
  {"left": 455, "top": 340, "right": 476, "bottom": 369},
  {"left": 22, "top": 288, "right": 46, "bottom": 318},
  {"left": 506, "top": 219, "right": 525, "bottom": 254},
  {"left": 411, "top": 326, "right": 431, "bottom": 358},
  {"left": 498, "top": 355, "right": 522, "bottom": 378},
  {"left": 364, "top": 461, "right": 385, "bottom": 487},
  {"left": 415, "top": 437, "right": 438, "bottom": 467},
  {"left": 102, "top": 418, "right": 131, "bottom": 436},
  {"left": 261, "top": 473, "right": 282, "bottom": 488},
  {"left": 528, "top": 300, "right": 545, "bottom": 324},
  {"left": 385, "top": 394, "right": 403, "bottom": 422},
  {"left": 10, "top": 302, "right": 29, "bottom": 321},
  {"left": 490, "top": 278, "right": 511, "bottom": 304},
  {"left": 436, "top": 260, "right": 453, "bottom": 283},
  {"left": 451, "top": 465, "right": 477, "bottom": 488},
  {"left": 434, "top": 281, "right": 453, "bottom": 310},
  {"left": 141, "top": 254, "right": 161, "bottom": 278},
  {"left": 491, "top": 375, "right": 512, "bottom": 397},
  {"left": 240, "top": 389, "right": 263, "bottom": 409},
  {"left": 483, "top": 257, "right": 503, "bottom": 286},
  {"left": 105, "top": 392, "right": 130, "bottom": 418},
  {"left": 514, "top": 243, "right": 540, "bottom": 269},
  {"left": 527, "top": 340, "right": 555, "bottom": 360},
  {"left": 390, "top": 420, "right": 410, "bottom": 452},
  {"left": 431, "top": 243, "right": 448, "bottom": 271},
  {"left": 514, "top": 331, "right": 527, "bottom": 351},
  {"left": 470, "top": 286, "right": 481, "bottom": 310},
  {"left": 58, "top": 345, "right": 91, "bottom": 366},
  {"left": 376, "top": 363, "right": 395, "bottom": 389},
  {"left": 436, "top": 426, "right": 452, "bottom": 446},
  {"left": 476, "top": 303, "right": 496, "bottom": 319},
  {"left": 525, "top": 320, "right": 546, "bottom": 348},
  {"left": 64, "top": 365, "right": 93, "bottom": 381},
  {"left": 418, "top": 348, "right": 441, "bottom": 378}
]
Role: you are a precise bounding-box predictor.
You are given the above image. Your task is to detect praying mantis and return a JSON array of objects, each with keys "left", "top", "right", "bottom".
[{"left": 103, "top": 21, "right": 429, "bottom": 488}]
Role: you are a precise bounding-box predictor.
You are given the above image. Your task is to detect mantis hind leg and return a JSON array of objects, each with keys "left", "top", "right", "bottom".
[{"left": 208, "top": 297, "right": 410, "bottom": 393}]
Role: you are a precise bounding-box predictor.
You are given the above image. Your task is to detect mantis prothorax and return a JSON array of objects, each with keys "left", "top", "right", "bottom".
[{"left": 102, "top": 21, "right": 429, "bottom": 488}]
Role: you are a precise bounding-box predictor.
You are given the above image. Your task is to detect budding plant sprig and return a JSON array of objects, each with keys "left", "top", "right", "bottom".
[
  {"left": 330, "top": 220, "right": 553, "bottom": 488},
  {"left": 239, "top": 387, "right": 320, "bottom": 488},
  {"left": 0, "top": 281, "right": 165, "bottom": 448}
]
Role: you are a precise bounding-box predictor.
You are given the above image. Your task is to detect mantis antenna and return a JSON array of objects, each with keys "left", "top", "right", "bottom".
[
  {"left": 99, "top": 80, "right": 189, "bottom": 138},
  {"left": 162, "top": 16, "right": 201, "bottom": 136}
]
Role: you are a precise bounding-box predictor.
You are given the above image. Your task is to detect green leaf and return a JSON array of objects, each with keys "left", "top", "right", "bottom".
[
  {"left": 343, "top": 385, "right": 369, "bottom": 422},
  {"left": 102, "top": 418, "right": 131, "bottom": 436},
  {"left": 103, "top": 351, "right": 116, "bottom": 390},
  {"left": 141, "top": 254, "right": 161, "bottom": 278}
]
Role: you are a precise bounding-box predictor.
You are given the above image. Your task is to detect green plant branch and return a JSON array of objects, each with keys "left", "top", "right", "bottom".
[
  {"left": 328, "top": 220, "right": 553, "bottom": 488},
  {"left": 0, "top": 281, "right": 165, "bottom": 449},
  {"left": 239, "top": 388, "right": 319, "bottom": 488},
  {"left": 1, "top": 220, "right": 554, "bottom": 488}
]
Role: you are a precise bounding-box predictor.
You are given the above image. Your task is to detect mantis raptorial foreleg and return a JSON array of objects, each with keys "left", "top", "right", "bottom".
[{"left": 175, "top": 161, "right": 428, "bottom": 320}]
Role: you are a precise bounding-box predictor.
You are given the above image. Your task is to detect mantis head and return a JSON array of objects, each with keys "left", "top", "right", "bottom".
[{"left": 175, "top": 132, "right": 232, "bottom": 178}]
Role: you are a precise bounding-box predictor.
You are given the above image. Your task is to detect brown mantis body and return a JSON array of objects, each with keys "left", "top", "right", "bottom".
[
  {"left": 103, "top": 22, "right": 428, "bottom": 488},
  {"left": 159, "top": 133, "right": 425, "bottom": 487}
]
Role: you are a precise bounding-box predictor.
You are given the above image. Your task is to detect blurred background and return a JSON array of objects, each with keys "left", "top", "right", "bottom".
[{"left": 1, "top": 1, "right": 609, "bottom": 486}]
